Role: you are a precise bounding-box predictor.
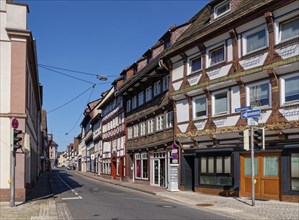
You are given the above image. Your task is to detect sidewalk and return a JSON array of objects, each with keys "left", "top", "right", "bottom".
[
  {"left": 76, "top": 171, "right": 299, "bottom": 220},
  {"left": 0, "top": 171, "right": 59, "bottom": 220}
]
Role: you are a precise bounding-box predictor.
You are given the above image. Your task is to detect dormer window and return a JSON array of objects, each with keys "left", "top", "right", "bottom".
[
  {"left": 214, "top": 1, "right": 230, "bottom": 19},
  {"left": 164, "top": 39, "right": 171, "bottom": 49}
]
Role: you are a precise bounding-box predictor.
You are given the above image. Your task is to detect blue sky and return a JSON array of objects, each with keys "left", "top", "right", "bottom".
[{"left": 20, "top": 0, "right": 208, "bottom": 152}]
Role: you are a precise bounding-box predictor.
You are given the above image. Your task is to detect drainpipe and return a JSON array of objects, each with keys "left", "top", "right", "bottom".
[{"left": 159, "top": 59, "right": 169, "bottom": 71}]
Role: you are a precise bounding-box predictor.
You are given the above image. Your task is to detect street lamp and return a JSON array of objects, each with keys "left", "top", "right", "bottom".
[{"left": 96, "top": 75, "right": 108, "bottom": 81}]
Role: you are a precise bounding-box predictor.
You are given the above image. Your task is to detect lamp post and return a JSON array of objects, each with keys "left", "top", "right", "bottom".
[{"left": 96, "top": 75, "right": 108, "bottom": 81}]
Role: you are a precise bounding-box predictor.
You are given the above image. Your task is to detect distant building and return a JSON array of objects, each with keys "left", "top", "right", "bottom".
[{"left": 49, "top": 140, "right": 58, "bottom": 169}]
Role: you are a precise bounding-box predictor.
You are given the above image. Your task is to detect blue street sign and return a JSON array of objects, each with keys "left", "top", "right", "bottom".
[
  {"left": 235, "top": 106, "right": 251, "bottom": 113},
  {"left": 241, "top": 109, "right": 261, "bottom": 119}
]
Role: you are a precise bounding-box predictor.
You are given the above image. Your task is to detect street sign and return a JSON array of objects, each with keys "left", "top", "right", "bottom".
[
  {"left": 235, "top": 106, "right": 251, "bottom": 113},
  {"left": 11, "top": 118, "right": 19, "bottom": 129},
  {"left": 241, "top": 109, "right": 261, "bottom": 119},
  {"left": 248, "top": 117, "right": 259, "bottom": 126}
]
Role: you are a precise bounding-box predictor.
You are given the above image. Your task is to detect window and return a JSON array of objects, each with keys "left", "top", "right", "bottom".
[
  {"left": 246, "top": 81, "right": 270, "bottom": 108},
  {"left": 243, "top": 28, "right": 267, "bottom": 55},
  {"left": 166, "top": 111, "right": 173, "bottom": 128},
  {"left": 146, "top": 86, "right": 152, "bottom": 102},
  {"left": 135, "top": 153, "right": 148, "bottom": 179},
  {"left": 133, "top": 124, "right": 139, "bottom": 138},
  {"left": 162, "top": 75, "right": 170, "bottom": 92},
  {"left": 214, "top": 1, "right": 230, "bottom": 18},
  {"left": 281, "top": 73, "right": 299, "bottom": 105},
  {"left": 127, "top": 127, "right": 133, "bottom": 140},
  {"left": 291, "top": 153, "right": 299, "bottom": 191},
  {"left": 279, "top": 16, "right": 299, "bottom": 43},
  {"left": 200, "top": 156, "right": 232, "bottom": 186},
  {"left": 138, "top": 91, "right": 144, "bottom": 106},
  {"left": 156, "top": 114, "right": 164, "bottom": 131},
  {"left": 140, "top": 122, "right": 146, "bottom": 136},
  {"left": 209, "top": 46, "right": 225, "bottom": 66},
  {"left": 154, "top": 81, "right": 161, "bottom": 96},
  {"left": 189, "top": 55, "right": 202, "bottom": 74},
  {"left": 193, "top": 96, "right": 207, "bottom": 118},
  {"left": 213, "top": 90, "right": 229, "bottom": 115},
  {"left": 132, "top": 96, "right": 137, "bottom": 110},
  {"left": 148, "top": 119, "right": 154, "bottom": 134}
]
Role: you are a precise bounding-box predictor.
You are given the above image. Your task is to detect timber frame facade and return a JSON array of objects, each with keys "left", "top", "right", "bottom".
[{"left": 161, "top": 0, "right": 299, "bottom": 202}]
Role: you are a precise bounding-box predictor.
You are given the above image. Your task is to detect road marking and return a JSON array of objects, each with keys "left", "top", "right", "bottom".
[
  {"left": 61, "top": 197, "right": 82, "bottom": 200},
  {"left": 56, "top": 173, "right": 83, "bottom": 199}
]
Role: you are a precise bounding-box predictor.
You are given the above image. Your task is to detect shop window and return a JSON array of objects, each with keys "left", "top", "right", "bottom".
[
  {"left": 246, "top": 80, "right": 271, "bottom": 108},
  {"left": 291, "top": 153, "right": 299, "bottom": 191},
  {"left": 200, "top": 156, "right": 232, "bottom": 186},
  {"left": 280, "top": 73, "right": 299, "bottom": 105},
  {"left": 135, "top": 153, "right": 148, "bottom": 180},
  {"left": 279, "top": 16, "right": 299, "bottom": 43}
]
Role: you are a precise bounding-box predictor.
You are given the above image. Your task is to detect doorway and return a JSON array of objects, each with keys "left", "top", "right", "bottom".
[
  {"left": 153, "top": 158, "right": 166, "bottom": 187},
  {"left": 183, "top": 156, "right": 194, "bottom": 191},
  {"left": 240, "top": 153, "right": 280, "bottom": 200}
]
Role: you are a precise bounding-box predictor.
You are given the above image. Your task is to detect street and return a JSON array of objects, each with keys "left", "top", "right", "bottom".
[{"left": 51, "top": 169, "right": 231, "bottom": 220}]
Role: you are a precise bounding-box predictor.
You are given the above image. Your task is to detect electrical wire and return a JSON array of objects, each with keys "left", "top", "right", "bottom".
[
  {"left": 39, "top": 65, "right": 96, "bottom": 85},
  {"left": 48, "top": 84, "right": 95, "bottom": 114},
  {"left": 39, "top": 64, "right": 99, "bottom": 76},
  {"left": 64, "top": 83, "right": 96, "bottom": 135}
]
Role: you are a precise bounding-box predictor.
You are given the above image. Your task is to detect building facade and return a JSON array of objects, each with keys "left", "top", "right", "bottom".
[
  {"left": 0, "top": 0, "right": 43, "bottom": 202},
  {"left": 161, "top": 0, "right": 299, "bottom": 201},
  {"left": 115, "top": 23, "right": 191, "bottom": 187}
]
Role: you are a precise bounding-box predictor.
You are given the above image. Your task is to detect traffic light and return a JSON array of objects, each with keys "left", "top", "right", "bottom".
[
  {"left": 239, "top": 129, "right": 249, "bottom": 151},
  {"left": 253, "top": 128, "right": 265, "bottom": 150},
  {"left": 13, "top": 129, "right": 22, "bottom": 151}
]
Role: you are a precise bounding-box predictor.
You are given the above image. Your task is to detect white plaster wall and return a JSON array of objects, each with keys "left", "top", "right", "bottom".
[
  {"left": 273, "top": 1, "right": 299, "bottom": 18},
  {"left": 236, "top": 16, "right": 265, "bottom": 34},
  {"left": 176, "top": 99, "right": 189, "bottom": 123},
  {"left": 0, "top": 42, "right": 11, "bottom": 113},
  {"left": 227, "top": 39, "right": 233, "bottom": 62},
  {"left": 0, "top": 119, "right": 11, "bottom": 188},
  {"left": 172, "top": 61, "right": 184, "bottom": 82},
  {"left": 185, "top": 46, "right": 199, "bottom": 56},
  {"left": 0, "top": 12, "right": 9, "bottom": 41},
  {"left": 231, "top": 86, "right": 241, "bottom": 113},
  {"left": 204, "top": 32, "right": 229, "bottom": 48},
  {"left": 7, "top": 4, "right": 27, "bottom": 30}
]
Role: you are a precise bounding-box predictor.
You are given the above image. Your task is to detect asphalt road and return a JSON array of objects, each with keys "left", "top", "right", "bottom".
[{"left": 51, "top": 169, "right": 231, "bottom": 220}]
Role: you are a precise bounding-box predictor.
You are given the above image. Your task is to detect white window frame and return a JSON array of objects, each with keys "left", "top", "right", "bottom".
[
  {"left": 127, "top": 99, "right": 131, "bottom": 112},
  {"left": 280, "top": 72, "right": 299, "bottom": 106},
  {"left": 214, "top": 0, "right": 231, "bottom": 19},
  {"left": 156, "top": 114, "right": 164, "bottom": 131},
  {"left": 207, "top": 43, "right": 226, "bottom": 67},
  {"left": 134, "top": 153, "right": 148, "bottom": 180},
  {"left": 275, "top": 12, "right": 299, "bottom": 45},
  {"left": 127, "top": 127, "right": 133, "bottom": 140},
  {"left": 133, "top": 124, "right": 139, "bottom": 138},
  {"left": 166, "top": 111, "right": 173, "bottom": 128},
  {"left": 138, "top": 91, "right": 144, "bottom": 106},
  {"left": 212, "top": 89, "right": 230, "bottom": 116},
  {"left": 154, "top": 81, "right": 161, "bottom": 96},
  {"left": 242, "top": 25, "right": 268, "bottom": 56},
  {"left": 148, "top": 118, "right": 154, "bottom": 134},
  {"left": 192, "top": 95, "right": 207, "bottom": 119},
  {"left": 132, "top": 96, "right": 137, "bottom": 110},
  {"left": 162, "top": 75, "right": 170, "bottom": 92},
  {"left": 188, "top": 54, "right": 202, "bottom": 75},
  {"left": 146, "top": 86, "right": 152, "bottom": 102},
  {"left": 246, "top": 80, "right": 271, "bottom": 109},
  {"left": 140, "top": 122, "right": 146, "bottom": 136}
]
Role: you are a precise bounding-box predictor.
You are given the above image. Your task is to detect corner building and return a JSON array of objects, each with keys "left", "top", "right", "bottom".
[{"left": 161, "top": 0, "right": 299, "bottom": 201}]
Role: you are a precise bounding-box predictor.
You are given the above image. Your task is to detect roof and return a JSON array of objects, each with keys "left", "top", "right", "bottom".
[{"left": 163, "top": 0, "right": 283, "bottom": 59}]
